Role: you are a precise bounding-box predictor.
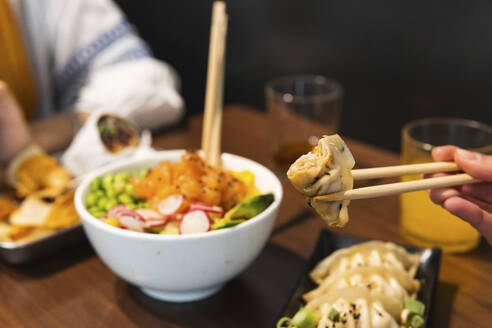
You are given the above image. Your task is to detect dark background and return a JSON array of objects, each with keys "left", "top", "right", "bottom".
[{"left": 116, "top": 0, "right": 492, "bottom": 152}]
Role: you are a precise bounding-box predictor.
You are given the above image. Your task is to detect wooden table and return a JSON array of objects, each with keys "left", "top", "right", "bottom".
[{"left": 1, "top": 105, "right": 490, "bottom": 327}]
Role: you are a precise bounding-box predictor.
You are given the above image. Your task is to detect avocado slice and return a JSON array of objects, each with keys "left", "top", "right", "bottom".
[
  {"left": 225, "top": 193, "right": 274, "bottom": 221},
  {"left": 212, "top": 219, "right": 246, "bottom": 230}
]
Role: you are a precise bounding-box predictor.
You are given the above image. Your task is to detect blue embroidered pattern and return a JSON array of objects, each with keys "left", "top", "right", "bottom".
[
  {"left": 53, "top": 19, "right": 137, "bottom": 107},
  {"left": 105, "top": 40, "right": 151, "bottom": 67}
]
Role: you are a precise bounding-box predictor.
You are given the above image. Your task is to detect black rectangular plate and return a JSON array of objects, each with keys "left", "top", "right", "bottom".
[{"left": 277, "top": 230, "right": 441, "bottom": 328}]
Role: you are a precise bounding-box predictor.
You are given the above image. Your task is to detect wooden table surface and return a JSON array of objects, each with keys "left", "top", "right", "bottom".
[{"left": 1, "top": 105, "right": 491, "bottom": 327}]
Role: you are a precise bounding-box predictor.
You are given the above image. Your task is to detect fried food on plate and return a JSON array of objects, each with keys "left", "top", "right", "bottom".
[
  {"left": 0, "top": 197, "right": 16, "bottom": 221},
  {"left": 6, "top": 145, "right": 70, "bottom": 197},
  {"left": 45, "top": 189, "right": 79, "bottom": 229},
  {"left": 0, "top": 145, "right": 79, "bottom": 244}
]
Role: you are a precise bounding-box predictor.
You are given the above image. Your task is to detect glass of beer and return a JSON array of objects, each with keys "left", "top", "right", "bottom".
[
  {"left": 400, "top": 118, "right": 492, "bottom": 252},
  {"left": 265, "top": 75, "right": 343, "bottom": 175}
]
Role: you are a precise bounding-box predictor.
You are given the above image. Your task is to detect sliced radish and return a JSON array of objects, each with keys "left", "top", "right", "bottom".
[
  {"left": 136, "top": 209, "right": 163, "bottom": 221},
  {"left": 145, "top": 218, "right": 168, "bottom": 228},
  {"left": 179, "top": 210, "right": 211, "bottom": 234},
  {"left": 189, "top": 202, "right": 224, "bottom": 215},
  {"left": 157, "top": 194, "right": 184, "bottom": 215},
  {"left": 106, "top": 204, "right": 129, "bottom": 218},
  {"left": 167, "top": 213, "right": 183, "bottom": 221},
  {"left": 119, "top": 215, "right": 145, "bottom": 232},
  {"left": 117, "top": 209, "right": 145, "bottom": 222}
]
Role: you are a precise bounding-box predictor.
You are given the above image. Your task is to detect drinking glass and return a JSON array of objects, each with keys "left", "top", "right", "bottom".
[
  {"left": 265, "top": 75, "right": 343, "bottom": 175},
  {"left": 400, "top": 118, "right": 492, "bottom": 252}
]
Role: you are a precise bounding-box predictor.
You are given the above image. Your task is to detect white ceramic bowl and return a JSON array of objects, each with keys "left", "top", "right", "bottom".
[{"left": 74, "top": 150, "right": 283, "bottom": 302}]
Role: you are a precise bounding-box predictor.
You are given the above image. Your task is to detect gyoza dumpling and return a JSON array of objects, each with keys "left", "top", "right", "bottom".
[
  {"left": 304, "top": 266, "right": 420, "bottom": 305},
  {"left": 287, "top": 134, "right": 355, "bottom": 227},
  {"left": 306, "top": 287, "right": 403, "bottom": 328},
  {"left": 310, "top": 241, "right": 421, "bottom": 285},
  {"left": 317, "top": 295, "right": 399, "bottom": 328}
]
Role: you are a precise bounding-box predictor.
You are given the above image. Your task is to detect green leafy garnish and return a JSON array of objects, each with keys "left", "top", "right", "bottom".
[
  {"left": 328, "top": 308, "right": 340, "bottom": 322},
  {"left": 291, "top": 308, "right": 317, "bottom": 328},
  {"left": 405, "top": 298, "right": 425, "bottom": 316},
  {"left": 406, "top": 313, "right": 424, "bottom": 328}
]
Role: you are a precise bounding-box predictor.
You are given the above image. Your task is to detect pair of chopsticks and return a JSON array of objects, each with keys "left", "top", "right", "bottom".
[
  {"left": 201, "top": 1, "right": 228, "bottom": 167},
  {"left": 314, "top": 162, "right": 481, "bottom": 202}
]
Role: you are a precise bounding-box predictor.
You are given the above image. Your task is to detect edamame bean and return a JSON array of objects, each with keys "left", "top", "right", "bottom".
[
  {"left": 137, "top": 168, "right": 149, "bottom": 179},
  {"left": 88, "top": 206, "right": 102, "bottom": 213},
  {"left": 105, "top": 199, "right": 118, "bottom": 211},
  {"left": 124, "top": 183, "right": 134, "bottom": 196},
  {"left": 85, "top": 192, "right": 98, "bottom": 207},
  {"left": 102, "top": 173, "right": 114, "bottom": 190},
  {"left": 90, "top": 177, "right": 102, "bottom": 191},
  {"left": 113, "top": 181, "right": 126, "bottom": 194},
  {"left": 89, "top": 206, "right": 106, "bottom": 218},
  {"left": 115, "top": 172, "right": 130, "bottom": 182},
  {"left": 118, "top": 193, "right": 133, "bottom": 205},
  {"left": 105, "top": 185, "right": 116, "bottom": 198},
  {"left": 92, "top": 211, "right": 107, "bottom": 218},
  {"left": 97, "top": 197, "right": 109, "bottom": 209}
]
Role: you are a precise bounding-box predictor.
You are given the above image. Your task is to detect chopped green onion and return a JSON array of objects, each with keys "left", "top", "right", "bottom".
[
  {"left": 276, "top": 317, "right": 292, "bottom": 328},
  {"left": 405, "top": 298, "right": 425, "bottom": 316},
  {"left": 291, "top": 308, "right": 317, "bottom": 328},
  {"left": 406, "top": 313, "right": 424, "bottom": 328},
  {"left": 328, "top": 308, "right": 340, "bottom": 322}
]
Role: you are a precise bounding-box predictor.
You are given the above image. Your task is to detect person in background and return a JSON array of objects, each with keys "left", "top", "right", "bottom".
[
  {"left": 0, "top": 0, "right": 184, "bottom": 163},
  {"left": 427, "top": 146, "right": 492, "bottom": 244}
]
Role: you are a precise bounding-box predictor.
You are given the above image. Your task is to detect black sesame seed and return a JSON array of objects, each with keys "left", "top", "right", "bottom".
[{"left": 353, "top": 313, "right": 360, "bottom": 320}]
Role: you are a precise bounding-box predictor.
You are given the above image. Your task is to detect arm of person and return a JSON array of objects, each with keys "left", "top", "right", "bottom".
[
  {"left": 48, "top": 0, "right": 184, "bottom": 132},
  {"left": 427, "top": 146, "right": 492, "bottom": 244},
  {"left": 29, "top": 111, "right": 89, "bottom": 153},
  {"left": 0, "top": 81, "right": 32, "bottom": 163},
  {"left": 0, "top": 81, "right": 87, "bottom": 157}
]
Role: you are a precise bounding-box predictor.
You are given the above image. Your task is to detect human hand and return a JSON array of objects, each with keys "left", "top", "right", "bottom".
[
  {"left": 427, "top": 146, "right": 492, "bottom": 244},
  {"left": 0, "top": 81, "right": 32, "bottom": 163}
]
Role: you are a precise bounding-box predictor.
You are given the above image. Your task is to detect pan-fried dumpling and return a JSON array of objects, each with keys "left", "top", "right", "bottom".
[
  {"left": 304, "top": 266, "right": 420, "bottom": 305},
  {"left": 315, "top": 291, "right": 401, "bottom": 328},
  {"left": 277, "top": 242, "right": 425, "bottom": 328},
  {"left": 287, "top": 134, "right": 355, "bottom": 227},
  {"left": 310, "top": 241, "right": 421, "bottom": 285}
]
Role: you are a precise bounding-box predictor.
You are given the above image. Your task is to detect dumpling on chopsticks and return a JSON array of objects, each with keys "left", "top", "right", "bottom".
[{"left": 287, "top": 134, "right": 355, "bottom": 227}]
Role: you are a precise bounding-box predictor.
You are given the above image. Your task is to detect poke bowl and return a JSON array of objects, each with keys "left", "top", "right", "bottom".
[{"left": 74, "top": 150, "right": 283, "bottom": 302}]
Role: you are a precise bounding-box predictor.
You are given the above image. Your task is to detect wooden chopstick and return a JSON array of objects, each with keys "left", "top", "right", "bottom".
[
  {"left": 314, "top": 173, "right": 480, "bottom": 201},
  {"left": 351, "top": 162, "right": 460, "bottom": 180},
  {"left": 201, "top": 1, "right": 228, "bottom": 166}
]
